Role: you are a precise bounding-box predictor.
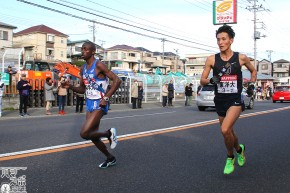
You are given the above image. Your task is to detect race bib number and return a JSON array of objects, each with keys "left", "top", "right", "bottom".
[{"left": 217, "top": 75, "right": 238, "bottom": 93}]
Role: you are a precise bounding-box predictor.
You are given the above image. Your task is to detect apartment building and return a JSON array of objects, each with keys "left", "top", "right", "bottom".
[
  {"left": 153, "top": 52, "right": 183, "bottom": 73},
  {"left": 13, "top": 25, "right": 68, "bottom": 62},
  {"left": 0, "top": 22, "right": 17, "bottom": 49},
  {"left": 185, "top": 53, "right": 211, "bottom": 76}
]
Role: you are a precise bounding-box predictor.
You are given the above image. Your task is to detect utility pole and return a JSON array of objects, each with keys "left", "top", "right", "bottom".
[
  {"left": 88, "top": 21, "right": 96, "bottom": 43},
  {"left": 246, "top": 1, "right": 269, "bottom": 69},
  {"left": 161, "top": 38, "right": 165, "bottom": 66},
  {"left": 99, "top": 40, "right": 108, "bottom": 67},
  {"left": 174, "top": 49, "right": 179, "bottom": 73},
  {"left": 266, "top": 50, "right": 273, "bottom": 76}
]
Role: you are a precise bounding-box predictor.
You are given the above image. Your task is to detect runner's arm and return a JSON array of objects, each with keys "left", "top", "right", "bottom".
[
  {"left": 200, "top": 55, "right": 214, "bottom": 86},
  {"left": 240, "top": 54, "right": 257, "bottom": 82},
  {"left": 97, "top": 61, "right": 121, "bottom": 98},
  {"left": 63, "top": 66, "right": 86, "bottom": 94}
]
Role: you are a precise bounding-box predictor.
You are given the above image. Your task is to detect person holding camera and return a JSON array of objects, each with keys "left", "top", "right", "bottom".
[
  {"left": 57, "top": 76, "right": 67, "bottom": 115},
  {"left": 200, "top": 25, "right": 257, "bottom": 175}
]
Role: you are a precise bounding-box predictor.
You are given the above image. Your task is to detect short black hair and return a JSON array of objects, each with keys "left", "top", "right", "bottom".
[
  {"left": 83, "top": 41, "right": 96, "bottom": 51},
  {"left": 46, "top": 77, "right": 51, "bottom": 82},
  {"left": 216, "top": 24, "right": 235, "bottom": 39}
]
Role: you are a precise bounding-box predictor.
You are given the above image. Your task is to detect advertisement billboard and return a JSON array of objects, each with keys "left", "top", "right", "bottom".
[{"left": 213, "top": 0, "right": 237, "bottom": 25}]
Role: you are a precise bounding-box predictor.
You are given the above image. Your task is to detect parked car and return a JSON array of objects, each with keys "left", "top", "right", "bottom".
[
  {"left": 196, "top": 84, "right": 215, "bottom": 111},
  {"left": 272, "top": 85, "right": 290, "bottom": 103},
  {"left": 196, "top": 84, "right": 254, "bottom": 111}
]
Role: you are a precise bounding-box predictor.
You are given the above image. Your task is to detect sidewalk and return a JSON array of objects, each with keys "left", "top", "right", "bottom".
[{"left": 1, "top": 100, "right": 187, "bottom": 119}]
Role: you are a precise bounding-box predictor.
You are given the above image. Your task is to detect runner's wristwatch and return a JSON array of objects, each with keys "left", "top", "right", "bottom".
[{"left": 103, "top": 96, "right": 109, "bottom": 101}]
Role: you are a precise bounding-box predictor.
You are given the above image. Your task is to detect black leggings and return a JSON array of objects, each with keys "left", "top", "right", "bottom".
[{"left": 19, "top": 95, "right": 29, "bottom": 114}]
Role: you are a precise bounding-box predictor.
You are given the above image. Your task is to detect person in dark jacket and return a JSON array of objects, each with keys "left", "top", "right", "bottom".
[
  {"left": 17, "top": 74, "right": 32, "bottom": 117},
  {"left": 168, "top": 80, "right": 174, "bottom": 106},
  {"left": 185, "top": 83, "right": 193, "bottom": 106},
  {"left": 137, "top": 84, "right": 144, "bottom": 108}
]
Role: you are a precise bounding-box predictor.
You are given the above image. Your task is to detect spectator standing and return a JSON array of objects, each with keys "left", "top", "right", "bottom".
[
  {"left": 75, "top": 81, "right": 85, "bottom": 113},
  {"left": 57, "top": 76, "right": 68, "bottom": 115},
  {"left": 162, "top": 83, "right": 168, "bottom": 107},
  {"left": 185, "top": 83, "right": 193, "bottom": 106},
  {"left": 137, "top": 84, "right": 144, "bottom": 108},
  {"left": 17, "top": 74, "right": 32, "bottom": 117},
  {"left": 168, "top": 80, "right": 174, "bottom": 106},
  {"left": 131, "top": 79, "right": 138, "bottom": 109},
  {"left": 0, "top": 74, "right": 4, "bottom": 117},
  {"left": 44, "top": 77, "right": 55, "bottom": 115},
  {"left": 5, "top": 65, "right": 17, "bottom": 94}
]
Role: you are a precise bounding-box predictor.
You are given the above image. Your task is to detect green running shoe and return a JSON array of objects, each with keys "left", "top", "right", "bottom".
[
  {"left": 224, "top": 157, "right": 235, "bottom": 175},
  {"left": 237, "top": 144, "right": 246, "bottom": 167}
]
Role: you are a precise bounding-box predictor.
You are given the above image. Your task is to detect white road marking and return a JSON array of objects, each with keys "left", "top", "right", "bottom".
[
  {"left": 103, "top": 111, "right": 176, "bottom": 120},
  {"left": 1, "top": 106, "right": 290, "bottom": 159}
]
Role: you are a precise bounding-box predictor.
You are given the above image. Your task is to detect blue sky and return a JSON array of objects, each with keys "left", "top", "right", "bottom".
[{"left": 1, "top": 0, "right": 290, "bottom": 62}]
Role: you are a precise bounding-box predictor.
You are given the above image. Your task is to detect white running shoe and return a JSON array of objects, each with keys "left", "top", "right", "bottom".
[{"left": 109, "top": 128, "right": 118, "bottom": 149}]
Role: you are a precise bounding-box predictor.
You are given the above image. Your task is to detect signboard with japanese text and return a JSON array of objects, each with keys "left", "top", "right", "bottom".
[
  {"left": 0, "top": 72, "right": 9, "bottom": 85},
  {"left": 213, "top": 0, "right": 237, "bottom": 25}
]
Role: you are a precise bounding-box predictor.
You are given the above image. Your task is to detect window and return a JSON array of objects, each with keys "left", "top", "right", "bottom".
[
  {"left": 261, "top": 64, "right": 268, "bottom": 70},
  {"left": 75, "top": 46, "right": 81, "bottom": 52},
  {"left": 121, "top": 52, "right": 126, "bottom": 59},
  {"left": 190, "top": 66, "right": 195, "bottom": 69},
  {"left": 46, "top": 48, "right": 54, "bottom": 56},
  {"left": 110, "top": 52, "right": 118, "bottom": 60},
  {"left": 61, "top": 51, "right": 64, "bottom": 57},
  {"left": 129, "top": 53, "right": 136, "bottom": 57},
  {"left": 47, "top": 34, "right": 54, "bottom": 42},
  {"left": 277, "top": 63, "right": 282, "bottom": 68},
  {"left": 61, "top": 38, "right": 64, "bottom": 44},
  {"left": 0, "top": 30, "right": 8, "bottom": 40}
]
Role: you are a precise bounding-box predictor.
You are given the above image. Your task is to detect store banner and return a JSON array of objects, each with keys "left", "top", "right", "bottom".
[{"left": 213, "top": 0, "right": 237, "bottom": 25}]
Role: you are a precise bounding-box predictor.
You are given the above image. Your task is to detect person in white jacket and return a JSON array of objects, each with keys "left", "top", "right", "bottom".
[{"left": 162, "top": 83, "right": 168, "bottom": 107}]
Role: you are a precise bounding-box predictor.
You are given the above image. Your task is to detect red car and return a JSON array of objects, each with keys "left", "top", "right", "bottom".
[{"left": 272, "top": 85, "right": 290, "bottom": 103}]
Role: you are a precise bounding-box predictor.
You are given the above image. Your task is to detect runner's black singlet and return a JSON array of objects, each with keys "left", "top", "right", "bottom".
[{"left": 212, "top": 52, "right": 243, "bottom": 99}]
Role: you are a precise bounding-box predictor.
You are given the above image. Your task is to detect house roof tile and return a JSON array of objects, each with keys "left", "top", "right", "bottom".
[
  {"left": 14, "top": 24, "right": 68, "bottom": 37},
  {"left": 0, "top": 22, "right": 17, "bottom": 29}
]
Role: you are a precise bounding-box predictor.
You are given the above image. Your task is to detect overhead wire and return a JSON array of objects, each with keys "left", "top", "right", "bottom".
[
  {"left": 16, "top": 0, "right": 217, "bottom": 52},
  {"left": 58, "top": 0, "right": 213, "bottom": 48},
  {"left": 46, "top": 0, "right": 217, "bottom": 49}
]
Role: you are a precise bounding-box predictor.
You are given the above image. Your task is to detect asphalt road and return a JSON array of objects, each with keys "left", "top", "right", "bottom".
[{"left": 1, "top": 100, "right": 290, "bottom": 193}]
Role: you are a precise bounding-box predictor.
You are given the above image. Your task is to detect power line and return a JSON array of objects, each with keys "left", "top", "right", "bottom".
[
  {"left": 83, "top": 0, "right": 205, "bottom": 43},
  {"left": 16, "top": 0, "right": 217, "bottom": 53},
  {"left": 46, "top": 0, "right": 217, "bottom": 49}
]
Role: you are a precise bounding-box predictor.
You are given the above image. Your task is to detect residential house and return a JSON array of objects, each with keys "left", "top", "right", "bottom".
[
  {"left": 258, "top": 59, "right": 272, "bottom": 76},
  {"left": 0, "top": 22, "right": 17, "bottom": 49},
  {"left": 272, "top": 59, "right": 290, "bottom": 78},
  {"left": 67, "top": 39, "right": 103, "bottom": 62},
  {"left": 13, "top": 24, "right": 68, "bottom": 62},
  {"left": 104, "top": 45, "right": 142, "bottom": 72},
  {"left": 104, "top": 44, "right": 183, "bottom": 73}
]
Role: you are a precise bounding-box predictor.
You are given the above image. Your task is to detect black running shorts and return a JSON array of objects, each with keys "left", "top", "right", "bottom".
[{"left": 214, "top": 95, "right": 245, "bottom": 117}]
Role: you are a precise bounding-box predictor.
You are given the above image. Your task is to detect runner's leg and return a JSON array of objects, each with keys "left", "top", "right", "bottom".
[
  {"left": 220, "top": 106, "right": 242, "bottom": 156},
  {"left": 80, "top": 110, "right": 113, "bottom": 158}
]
